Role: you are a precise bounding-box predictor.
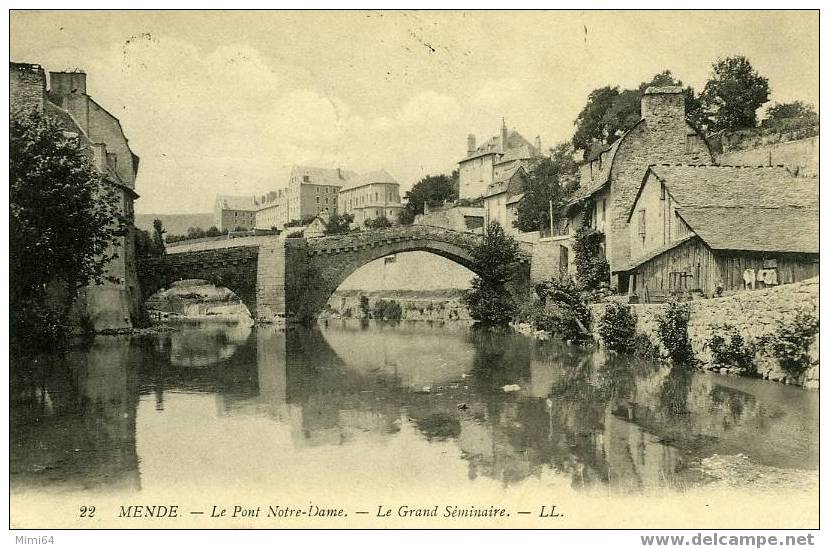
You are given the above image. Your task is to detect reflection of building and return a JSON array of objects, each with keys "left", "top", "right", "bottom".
[
  {"left": 458, "top": 118, "right": 542, "bottom": 200},
  {"left": 337, "top": 169, "right": 403, "bottom": 225},
  {"left": 10, "top": 62, "right": 142, "bottom": 330}
]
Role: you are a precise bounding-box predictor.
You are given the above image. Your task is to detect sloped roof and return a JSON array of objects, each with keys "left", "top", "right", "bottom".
[
  {"left": 567, "top": 122, "right": 640, "bottom": 206},
  {"left": 460, "top": 130, "right": 540, "bottom": 162},
  {"left": 216, "top": 194, "right": 257, "bottom": 211},
  {"left": 339, "top": 169, "right": 398, "bottom": 191},
  {"left": 484, "top": 165, "right": 526, "bottom": 198},
  {"left": 292, "top": 165, "right": 357, "bottom": 187},
  {"left": 506, "top": 192, "right": 525, "bottom": 205},
  {"left": 635, "top": 164, "right": 819, "bottom": 254}
]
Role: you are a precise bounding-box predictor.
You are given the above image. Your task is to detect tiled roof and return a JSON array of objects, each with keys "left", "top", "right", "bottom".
[
  {"left": 460, "top": 130, "right": 540, "bottom": 162},
  {"left": 639, "top": 164, "right": 819, "bottom": 254},
  {"left": 339, "top": 169, "right": 398, "bottom": 191},
  {"left": 216, "top": 194, "right": 257, "bottom": 211},
  {"left": 566, "top": 124, "right": 636, "bottom": 206},
  {"left": 484, "top": 165, "right": 526, "bottom": 198},
  {"left": 291, "top": 165, "right": 357, "bottom": 187}
]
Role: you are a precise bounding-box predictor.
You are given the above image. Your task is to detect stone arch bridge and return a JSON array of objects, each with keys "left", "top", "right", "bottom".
[{"left": 138, "top": 226, "right": 532, "bottom": 322}]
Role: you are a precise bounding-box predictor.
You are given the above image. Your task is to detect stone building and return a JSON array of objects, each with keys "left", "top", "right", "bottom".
[
  {"left": 255, "top": 189, "right": 286, "bottom": 230},
  {"left": 286, "top": 165, "right": 356, "bottom": 222},
  {"left": 482, "top": 165, "right": 528, "bottom": 236},
  {"left": 458, "top": 118, "right": 542, "bottom": 200},
  {"left": 214, "top": 194, "right": 257, "bottom": 231},
  {"left": 10, "top": 62, "right": 142, "bottom": 330},
  {"left": 414, "top": 202, "right": 485, "bottom": 233},
  {"left": 337, "top": 169, "right": 403, "bottom": 226},
  {"left": 561, "top": 86, "right": 714, "bottom": 290},
  {"left": 622, "top": 164, "right": 818, "bottom": 299}
]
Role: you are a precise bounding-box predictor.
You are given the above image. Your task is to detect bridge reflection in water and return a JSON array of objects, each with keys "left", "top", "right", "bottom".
[{"left": 10, "top": 321, "right": 818, "bottom": 496}]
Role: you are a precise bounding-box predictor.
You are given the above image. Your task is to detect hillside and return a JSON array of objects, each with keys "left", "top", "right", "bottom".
[{"left": 135, "top": 213, "right": 215, "bottom": 236}]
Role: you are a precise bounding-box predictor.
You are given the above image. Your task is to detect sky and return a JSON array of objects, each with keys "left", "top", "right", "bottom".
[{"left": 11, "top": 10, "right": 819, "bottom": 215}]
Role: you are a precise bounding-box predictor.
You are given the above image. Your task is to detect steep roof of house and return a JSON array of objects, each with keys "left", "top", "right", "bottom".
[
  {"left": 216, "top": 194, "right": 257, "bottom": 211},
  {"left": 484, "top": 165, "right": 526, "bottom": 198},
  {"left": 460, "top": 130, "right": 540, "bottom": 162},
  {"left": 291, "top": 165, "right": 357, "bottom": 187},
  {"left": 339, "top": 169, "right": 398, "bottom": 191},
  {"left": 634, "top": 164, "right": 819, "bottom": 254}
]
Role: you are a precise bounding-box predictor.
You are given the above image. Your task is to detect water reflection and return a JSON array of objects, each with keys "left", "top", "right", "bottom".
[{"left": 10, "top": 320, "right": 818, "bottom": 496}]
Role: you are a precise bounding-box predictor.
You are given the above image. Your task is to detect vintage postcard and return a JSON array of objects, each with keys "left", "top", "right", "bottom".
[{"left": 7, "top": 8, "right": 820, "bottom": 536}]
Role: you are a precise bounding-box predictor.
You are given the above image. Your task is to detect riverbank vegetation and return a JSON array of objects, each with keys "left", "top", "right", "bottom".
[
  {"left": 10, "top": 110, "right": 125, "bottom": 354},
  {"left": 462, "top": 222, "right": 521, "bottom": 325}
]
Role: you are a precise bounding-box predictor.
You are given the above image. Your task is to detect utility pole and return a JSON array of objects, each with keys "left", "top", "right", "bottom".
[{"left": 549, "top": 199, "right": 554, "bottom": 235}]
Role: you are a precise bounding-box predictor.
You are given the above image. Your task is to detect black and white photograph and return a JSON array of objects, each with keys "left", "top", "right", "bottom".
[{"left": 6, "top": 8, "right": 821, "bottom": 536}]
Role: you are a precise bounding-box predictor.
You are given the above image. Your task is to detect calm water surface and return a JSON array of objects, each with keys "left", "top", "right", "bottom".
[{"left": 10, "top": 319, "right": 818, "bottom": 497}]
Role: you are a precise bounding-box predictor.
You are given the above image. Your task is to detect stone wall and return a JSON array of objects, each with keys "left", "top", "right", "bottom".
[
  {"left": 589, "top": 277, "right": 819, "bottom": 388},
  {"left": 717, "top": 135, "right": 818, "bottom": 178}
]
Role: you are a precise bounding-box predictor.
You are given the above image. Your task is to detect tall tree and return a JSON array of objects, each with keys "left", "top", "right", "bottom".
[
  {"left": 763, "top": 101, "right": 817, "bottom": 126},
  {"left": 462, "top": 222, "right": 521, "bottom": 325},
  {"left": 10, "top": 110, "right": 125, "bottom": 350},
  {"left": 572, "top": 86, "right": 620, "bottom": 155},
  {"left": 152, "top": 218, "right": 166, "bottom": 255},
  {"left": 700, "top": 56, "right": 770, "bottom": 132},
  {"left": 514, "top": 143, "right": 579, "bottom": 232},
  {"left": 399, "top": 170, "right": 458, "bottom": 225}
]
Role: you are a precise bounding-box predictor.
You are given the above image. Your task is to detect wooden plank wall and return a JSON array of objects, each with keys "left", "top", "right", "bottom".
[
  {"left": 715, "top": 252, "right": 819, "bottom": 290},
  {"left": 632, "top": 237, "right": 717, "bottom": 296}
]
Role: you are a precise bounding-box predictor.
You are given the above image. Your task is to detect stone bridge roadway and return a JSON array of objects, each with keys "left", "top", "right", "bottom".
[{"left": 138, "top": 225, "right": 532, "bottom": 322}]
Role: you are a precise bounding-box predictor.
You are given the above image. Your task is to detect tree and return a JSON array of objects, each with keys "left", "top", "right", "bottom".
[
  {"left": 514, "top": 143, "right": 580, "bottom": 232},
  {"left": 462, "top": 222, "right": 521, "bottom": 325},
  {"left": 324, "top": 212, "right": 354, "bottom": 235},
  {"left": 763, "top": 101, "right": 818, "bottom": 128},
  {"left": 572, "top": 70, "right": 704, "bottom": 157},
  {"left": 10, "top": 109, "right": 125, "bottom": 350},
  {"left": 700, "top": 56, "right": 770, "bottom": 132},
  {"left": 152, "top": 218, "right": 166, "bottom": 255},
  {"left": 364, "top": 216, "right": 392, "bottom": 230},
  {"left": 399, "top": 170, "right": 458, "bottom": 224}
]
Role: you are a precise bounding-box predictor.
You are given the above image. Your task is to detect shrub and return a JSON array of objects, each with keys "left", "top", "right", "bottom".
[
  {"left": 573, "top": 226, "right": 610, "bottom": 291},
  {"left": 373, "top": 299, "right": 403, "bottom": 321},
  {"left": 598, "top": 302, "right": 637, "bottom": 352},
  {"left": 463, "top": 279, "right": 516, "bottom": 325},
  {"left": 633, "top": 332, "right": 661, "bottom": 361},
  {"left": 286, "top": 230, "right": 304, "bottom": 238},
  {"left": 359, "top": 295, "right": 371, "bottom": 318},
  {"left": 533, "top": 278, "right": 592, "bottom": 342},
  {"left": 364, "top": 216, "right": 392, "bottom": 230},
  {"left": 656, "top": 300, "right": 694, "bottom": 365},
  {"left": 706, "top": 324, "right": 756, "bottom": 374},
  {"left": 760, "top": 310, "right": 818, "bottom": 376},
  {"left": 462, "top": 222, "right": 520, "bottom": 325}
]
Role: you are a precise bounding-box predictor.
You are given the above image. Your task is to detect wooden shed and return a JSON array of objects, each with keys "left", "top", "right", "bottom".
[{"left": 623, "top": 164, "right": 818, "bottom": 300}]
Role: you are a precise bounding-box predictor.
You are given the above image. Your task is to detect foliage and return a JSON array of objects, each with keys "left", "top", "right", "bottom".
[
  {"left": 513, "top": 143, "right": 579, "bottom": 232},
  {"left": 359, "top": 295, "right": 371, "bottom": 318},
  {"left": 364, "top": 216, "right": 392, "bottom": 230},
  {"left": 706, "top": 324, "right": 756, "bottom": 375},
  {"left": 285, "top": 215, "right": 317, "bottom": 228},
  {"left": 598, "top": 302, "right": 638, "bottom": 352},
  {"left": 573, "top": 226, "right": 610, "bottom": 291},
  {"left": 286, "top": 230, "right": 304, "bottom": 238},
  {"left": 700, "top": 56, "right": 770, "bottom": 132},
  {"left": 759, "top": 310, "right": 818, "bottom": 376},
  {"left": 633, "top": 333, "right": 661, "bottom": 361},
  {"left": 462, "top": 222, "right": 521, "bottom": 325},
  {"left": 399, "top": 170, "right": 458, "bottom": 224},
  {"left": 572, "top": 70, "right": 703, "bottom": 157},
  {"left": 372, "top": 299, "right": 403, "bottom": 321},
  {"left": 166, "top": 225, "right": 227, "bottom": 243},
  {"left": 764, "top": 101, "right": 817, "bottom": 124},
  {"left": 135, "top": 228, "right": 166, "bottom": 259},
  {"left": 656, "top": 300, "right": 694, "bottom": 365},
  {"left": 10, "top": 109, "right": 125, "bottom": 351},
  {"left": 534, "top": 278, "right": 592, "bottom": 341},
  {"left": 325, "top": 212, "right": 354, "bottom": 235},
  {"left": 152, "top": 219, "right": 167, "bottom": 255}
]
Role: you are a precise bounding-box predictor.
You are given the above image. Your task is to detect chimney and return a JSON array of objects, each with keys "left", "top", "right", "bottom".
[
  {"left": 337, "top": 168, "right": 342, "bottom": 180},
  {"left": 641, "top": 86, "right": 685, "bottom": 124},
  {"left": 467, "top": 134, "right": 476, "bottom": 155},
  {"left": 500, "top": 118, "right": 508, "bottom": 152},
  {"left": 10, "top": 62, "right": 46, "bottom": 114},
  {"left": 534, "top": 135, "right": 542, "bottom": 152},
  {"left": 49, "top": 70, "right": 87, "bottom": 96}
]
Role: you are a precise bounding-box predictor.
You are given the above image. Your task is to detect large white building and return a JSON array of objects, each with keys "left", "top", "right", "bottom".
[{"left": 337, "top": 169, "right": 403, "bottom": 225}]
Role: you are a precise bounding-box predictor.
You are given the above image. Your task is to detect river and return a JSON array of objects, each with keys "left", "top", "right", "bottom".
[{"left": 10, "top": 319, "right": 819, "bottom": 528}]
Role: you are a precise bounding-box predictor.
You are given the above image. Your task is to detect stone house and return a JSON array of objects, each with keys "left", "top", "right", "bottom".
[
  {"left": 214, "top": 194, "right": 257, "bottom": 231},
  {"left": 458, "top": 118, "right": 542, "bottom": 200},
  {"left": 482, "top": 165, "right": 528, "bottom": 236},
  {"left": 255, "top": 189, "right": 286, "bottom": 230},
  {"left": 563, "top": 86, "right": 714, "bottom": 291},
  {"left": 337, "top": 169, "right": 403, "bottom": 226},
  {"left": 286, "top": 165, "right": 356, "bottom": 222},
  {"left": 414, "top": 203, "right": 485, "bottom": 233},
  {"left": 10, "top": 62, "right": 142, "bottom": 330},
  {"left": 622, "top": 164, "right": 818, "bottom": 300}
]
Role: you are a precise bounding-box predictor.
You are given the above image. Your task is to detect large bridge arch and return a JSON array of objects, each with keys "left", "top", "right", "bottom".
[{"left": 284, "top": 227, "right": 530, "bottom": 322}]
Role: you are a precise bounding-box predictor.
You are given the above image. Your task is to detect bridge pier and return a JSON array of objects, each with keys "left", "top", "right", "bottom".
[{"left": 255, "top": 237, "right": 288, "bottom": 322}]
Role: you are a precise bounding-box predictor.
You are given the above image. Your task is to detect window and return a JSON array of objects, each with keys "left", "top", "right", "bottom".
[
  {"left": 324, "top": 197, "right": 328, "bottom": 204},
  {"left": 316, "top": 196, "right": 320, "bottom": 204},
  {"left": 638, "top": 209, "right": 646, "bottom": 242},
  {"left": 601, "top": 199, "right": 606, "bottom": 222},
  {"left": 303, "top": 175, "right": 310, "bottom": 182},
  {"left": 660, "top": 183, "right": 666, "bottom": 200},
  {"left": 315, "top": 186, "right": 319, "bottom": 194}
]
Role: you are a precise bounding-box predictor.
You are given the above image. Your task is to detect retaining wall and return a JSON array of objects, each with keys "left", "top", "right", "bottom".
[{"left": 589, "top": 277, "right": 819, "bottom": 388}]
